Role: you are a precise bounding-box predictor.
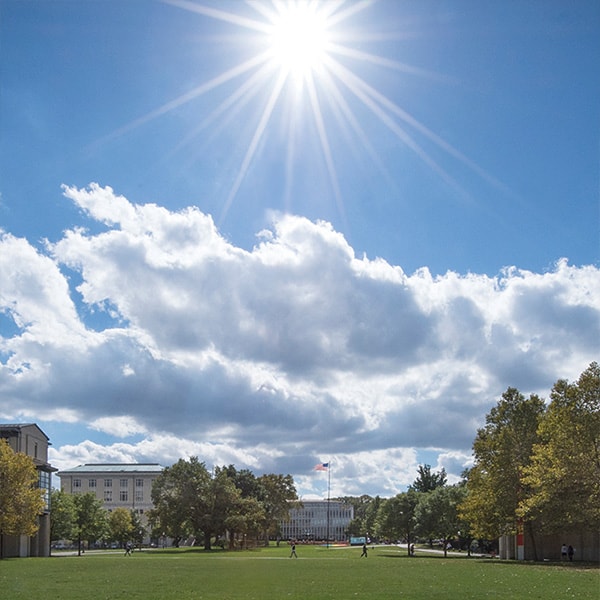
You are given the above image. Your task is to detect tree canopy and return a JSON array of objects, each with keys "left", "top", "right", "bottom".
[
  {"left": 149, "top": 458, "right": 298, "bottom": 550},
  {"left": 459, "top": 387, "right": 545, "bottom": 538},
  {"left": 519, "top": 362, "right": 600, "bottom": 532},
  {"left": 415, "top": 484, "right": 466, "bottom": 556},
  {"left": 375, "top": 490, "right": 420, "bottom": 555},
  {"left": 50, "top": 489, "right": 77, "bottom": 542},
  {"left": 0, "top": 439, "right": 45, "bottom": 558},
  {"left": 72, "top": 492, "right": 107, "bottom": 555},
  {"left": 409, "top": 464, "right": 447, "bottom": 493}
]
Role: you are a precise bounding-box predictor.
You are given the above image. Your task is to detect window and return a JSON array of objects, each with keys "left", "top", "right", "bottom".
[
  {"left": 89, "top": 479, "right": 97, "bottom": 488},
  {"left": 135, "top": 478, "right": 143, "bottom": 488},
  {"left": 73, "top": 478, "right": 81, "bottom": 489},
  {"left": 104, "top": 479, "right": 112, "bottom": 487},
  {"left": 120, "top": 490, "right": 128, "bottom": 502},
  {"left": 135, "top": 490, "right": 143, "bottom": 503},
  {"left": 38, "top": 471, "right": 51, "bottom": 511},
  {"left": 120, "top": 478, "right": 128, "bottom": 488},
  {"left": 104, "top": 490, "right": 112, "bottom": 502}
]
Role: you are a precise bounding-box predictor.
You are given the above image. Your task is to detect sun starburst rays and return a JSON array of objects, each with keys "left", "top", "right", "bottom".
[{"left": 105, "top": 0, "right": 502, "bottom": 222}]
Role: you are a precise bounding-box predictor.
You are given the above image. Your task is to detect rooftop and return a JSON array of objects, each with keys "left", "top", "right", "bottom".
[{"left": 57, "top": 463, "right": 164, "bottom": 475}]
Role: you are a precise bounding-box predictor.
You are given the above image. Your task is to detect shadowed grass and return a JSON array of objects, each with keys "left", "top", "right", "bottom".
[{"left": 1, "top": 545, "right": 597, "bottom": 599}]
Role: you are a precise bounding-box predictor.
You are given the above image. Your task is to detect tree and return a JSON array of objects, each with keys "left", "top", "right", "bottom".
[
  {"left": 130, "top": 510, "right": 145, "bottom": 548},
  {"left": 0, "top": 439, "right": 45, "bottom": 558},
  {"left": 374, "top": 491, "right": 420, "bottom": 555},
  {"left": 108, "top": 508, "right": 133, "bottom": 548},
  {"left": 459, "top": 388, "right": 545, "bottom": 540},
  {"left": 72, "top": 492, "right": 107, "bottom": 555},
  {"left": 519, "top": 362, "right": 600, "bottom": 533},
  {"left": 50, "top": 489, "right": 76, "bottom": 543},
  {"left": 410, "top": 464, "right": 447, "bottom": 493},
  {"left": 256, "top": 473, "right": 299, "bottom": 545},
  {"left": 198, "top": 467, "right": 241, "bottom": 550},
  {"left": 220, "top": 466, "right": 266, "bottom": 548},
  {"left": 150, "top": 457, "right": 211, "bottom": 547},
  {"left": 222, "top": 466, "right": 263, "bottom": 499},
  {"left": 415, "top": 485, "right": 466, "bottom": 557},
  {"left": 224, "top": 495, "right": 265, "bottom": 549}
]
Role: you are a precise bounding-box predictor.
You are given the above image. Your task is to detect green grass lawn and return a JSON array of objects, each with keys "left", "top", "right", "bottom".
[{"left": 1, "top": 545, "right": 597, "bottom": 599}]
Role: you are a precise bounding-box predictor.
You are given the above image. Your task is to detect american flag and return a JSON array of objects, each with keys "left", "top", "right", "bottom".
[{"left": 313, "top": 462, "right": 329, "bottom": 471}]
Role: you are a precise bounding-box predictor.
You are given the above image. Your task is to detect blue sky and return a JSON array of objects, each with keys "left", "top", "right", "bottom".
[{"left": 1, "top": 0, "right": 599, "bottom": 498}]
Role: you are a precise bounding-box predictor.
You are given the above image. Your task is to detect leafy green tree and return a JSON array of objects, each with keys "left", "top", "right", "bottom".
[
  {"left": 50, "top": 489, "right": 76, "bottom": 543},
  {"left": 150, "top": 457, "right": 211, "bottom": 547},
  {"left": 375, "top": 491, "right": 420, "bottom": 555},
  {"left": 222, "top": 466, "right": 263, "bottom": 499},
  {"left": 151, "top": 460, "right": 298, "bottom": 550},
  {"left": 130, "top": 510, "right": 145, "bottom": 548},
  {"left": 108, "top": 507, "right": 133, "bottom": 547},
  {"left": 409, "top": 464, "right": 447, "bottom": 493},
  {"left": 219, "top": 466, "right": 268, "bottom": 548},
  {"left": 0, "top": 439, "right": 45, "bottom": 558},
  {"left": 336, "top": 495, "right": 375, "bottom": 537},
  {"left": 459, "top": 388, "right": 545, "bottom": 540},
  {"left": 415, "top": 485, "right": 466, "bottom": 557},
  {"left": 256, "top": 473, "right": 299, "bottom": 545},
  {"left": 519, "top": 362, "right": 600, "bottom": 532},
  {"left": 224, "top": 495, "right": 265, "bottom": 549},
  {"left": 363, "top": 495, "right": 383, "bottom": 540},
  {"left": 73, "top": 492, "right": 107, "bottom": 555},
  {"left": 198, "top": 467, "right": 241, "bottom": 550}
]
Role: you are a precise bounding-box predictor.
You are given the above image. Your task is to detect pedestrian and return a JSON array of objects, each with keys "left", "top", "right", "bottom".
[
  {"left": 360, "top": 543, "right": 368, "bottom": 557},
  {"left": 561, "top": 543, "right": 567, "bottom": 561},
  {"left": 568, "top": 545, "right": 574, "bottom": 562},
  {"left": 125, "top": 541, "right": 132, "bottom": 556},
  {"left": 290, "top": 542, "right": 297, "bottom": 558}
]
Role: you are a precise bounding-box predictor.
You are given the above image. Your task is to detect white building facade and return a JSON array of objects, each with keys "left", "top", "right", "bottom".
[{"left": 279, "top": 500, "right": 353, "bottom": 542}]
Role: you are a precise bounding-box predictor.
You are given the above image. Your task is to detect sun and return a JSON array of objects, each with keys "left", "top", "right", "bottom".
[
  {"left": 116, "top": 1, "right": 501, "bottom": 222},
  {"left": 266, "top": 3, "right": 330, "bottom": 84}
]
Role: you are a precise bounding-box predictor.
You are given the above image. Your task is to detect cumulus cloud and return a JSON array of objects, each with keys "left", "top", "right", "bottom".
[{"left": 1, "top": 184, "right": 598, "bottom": 497}]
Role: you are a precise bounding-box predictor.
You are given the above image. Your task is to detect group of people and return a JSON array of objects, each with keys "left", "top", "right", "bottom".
[{"left": 560, "top": 543, "right": 575, "bottom": 562}]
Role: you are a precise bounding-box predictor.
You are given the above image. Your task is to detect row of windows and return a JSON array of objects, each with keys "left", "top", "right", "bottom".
[
  {"left": 103, "top": 490, "right": 144, "bottom": 503},
  {"left": 72, "top": 478, "right": 146, "bottom": 489},
  {"left": 290, "top": 510, "right": 353, "bottom": 520}
]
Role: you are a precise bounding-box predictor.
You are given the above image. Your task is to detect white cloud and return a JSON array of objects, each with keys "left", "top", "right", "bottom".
[{"left": 2, "top": 185, "right": 599, "bottom": 497}]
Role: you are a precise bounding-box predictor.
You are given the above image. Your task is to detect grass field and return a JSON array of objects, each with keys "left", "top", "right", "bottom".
[{"left": 1, "top": 545, "right": 597, "bottom": 599}]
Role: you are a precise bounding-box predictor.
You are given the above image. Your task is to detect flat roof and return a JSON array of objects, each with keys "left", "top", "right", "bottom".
[{"left": 57, "top": 463, "right": 164, "bottom": 475}]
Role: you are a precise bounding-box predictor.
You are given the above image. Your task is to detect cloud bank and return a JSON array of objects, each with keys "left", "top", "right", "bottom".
[{"left": 1, "top": 184, "right": 598, "bottom": 497}]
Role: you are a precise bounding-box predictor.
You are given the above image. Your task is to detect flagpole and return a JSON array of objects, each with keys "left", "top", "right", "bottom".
[{"left": 326, "top": 461, "right": 331, "bottom": 548}]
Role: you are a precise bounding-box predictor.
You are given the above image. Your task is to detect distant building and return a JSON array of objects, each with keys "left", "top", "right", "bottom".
[
  {"left": 0, "top": 423, "right": 56, "bottom": 557},
  {"left": 56, "top": 463, "right": 164, "bottom": 532},
  {"left": 279, "top": 500, "right": 353, "bottom": 542}
]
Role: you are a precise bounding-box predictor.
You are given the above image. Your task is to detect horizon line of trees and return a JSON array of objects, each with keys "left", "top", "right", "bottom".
[{"left": 2, "top": 363, "right": 597, "bottom": 559}]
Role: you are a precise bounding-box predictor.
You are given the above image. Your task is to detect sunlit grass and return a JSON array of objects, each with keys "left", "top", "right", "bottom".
[{"left": 1, "top": 545, "right": 597, "bottom": 599}]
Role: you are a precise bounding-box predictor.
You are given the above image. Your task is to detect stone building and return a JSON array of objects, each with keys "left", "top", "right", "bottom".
[
  {"left": 0, "top": 423, "right": 56, "bottom": 557},
  {"left": 56, "top": 463, "right": 164, "bottom": 533}
]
